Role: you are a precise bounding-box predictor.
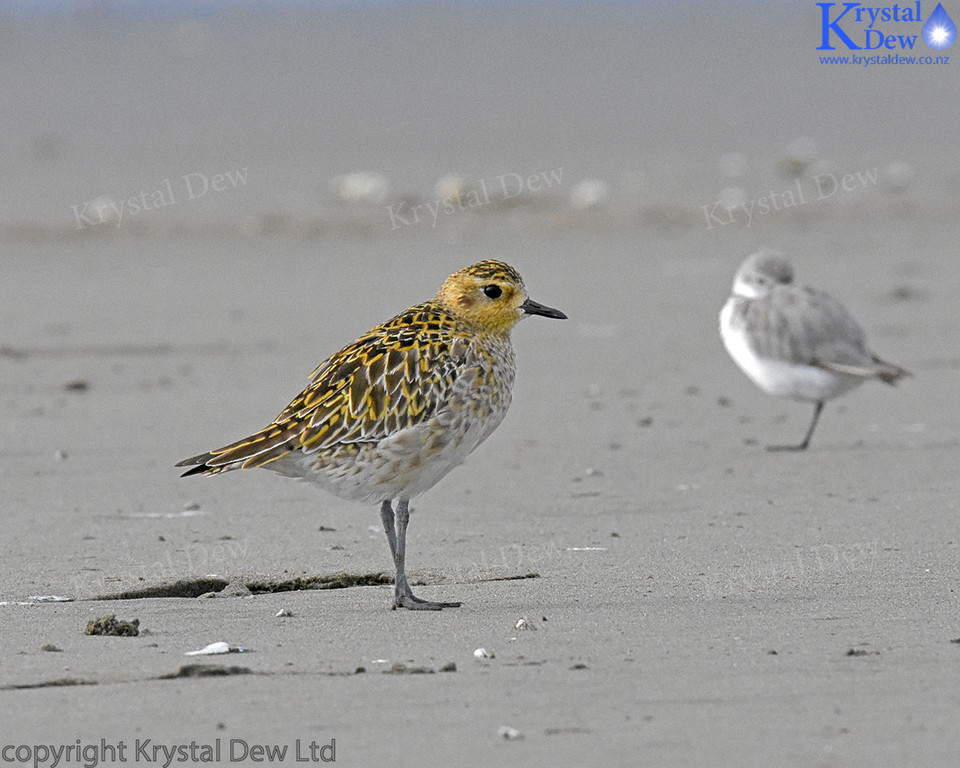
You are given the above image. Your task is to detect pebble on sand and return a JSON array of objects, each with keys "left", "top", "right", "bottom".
[{"left": 513, "top": 617, "right": 537, "bottom": 631}]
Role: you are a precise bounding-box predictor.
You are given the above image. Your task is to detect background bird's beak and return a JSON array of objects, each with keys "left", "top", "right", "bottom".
[{"left": 520, "top": 297, "right": 567, "bottom": 320}]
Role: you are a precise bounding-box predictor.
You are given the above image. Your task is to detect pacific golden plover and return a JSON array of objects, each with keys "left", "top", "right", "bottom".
[{"left": 178, "top": 260, "right": 566, "bottom": 609}]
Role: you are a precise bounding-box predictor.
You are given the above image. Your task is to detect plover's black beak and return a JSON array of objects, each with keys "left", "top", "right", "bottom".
[{"left": 520, "top": 297, "right": 567, "bottom": 320}]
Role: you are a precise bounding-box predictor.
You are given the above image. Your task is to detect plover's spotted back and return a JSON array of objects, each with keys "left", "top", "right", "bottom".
[
  {"left": 178, "top": 260, "right": 566, "bottom": 609},
  {"left": 720, "top": 250, "right": 910, "bottom": 451}
]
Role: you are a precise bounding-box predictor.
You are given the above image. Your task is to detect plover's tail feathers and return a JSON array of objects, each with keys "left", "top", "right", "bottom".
[{"left": 176, "top": 424, "right": 301, "bottom": 477}]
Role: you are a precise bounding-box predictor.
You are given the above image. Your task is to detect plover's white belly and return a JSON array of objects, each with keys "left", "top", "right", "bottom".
[
  {"left": 720, "top": 301, "right": 864, "bottom": 402},
  {"left": 269, "top": 411, "right": 505, "bottom": 503}
]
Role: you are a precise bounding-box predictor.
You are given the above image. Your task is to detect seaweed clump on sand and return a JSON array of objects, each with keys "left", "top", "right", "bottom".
[{"left": 85, "top": 614, "right": 140, "bottom": 637}]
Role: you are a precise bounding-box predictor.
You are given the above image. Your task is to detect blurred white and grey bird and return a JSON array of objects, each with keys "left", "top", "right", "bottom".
[{"left": 720, "top": 250, "right": 910, "bottom": 451}]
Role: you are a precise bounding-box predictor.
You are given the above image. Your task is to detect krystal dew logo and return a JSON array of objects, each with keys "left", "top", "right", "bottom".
[{"left": 817, "top": 2, "right": 956, "bottom": 51}]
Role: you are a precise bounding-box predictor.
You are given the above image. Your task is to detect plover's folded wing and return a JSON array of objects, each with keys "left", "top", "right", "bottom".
[{"left": 177, "top": 302, "right": 471, "bottom": 475}]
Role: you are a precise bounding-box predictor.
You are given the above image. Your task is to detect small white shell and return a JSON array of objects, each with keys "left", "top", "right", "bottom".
[
  {"left": 783, "top": 136, "right": 819, "bottom": 166},
  {"left": 882, "top": 161, "right": 915, "bottom": 193},
  {"left": 330, "top": 172, "right": 389, "bottom": 204},
  {"left": 718, "top": 186, "right": 746, "bottom": 209},
  {"left": 88, "top": 195, "right": 121, "bottom": 226},
  {"left": 433, "top": 174, "right": 468, "bottom": 202},
  {"left": 185, "top": 641, "right": 244, "bottom": 656},
  {"left": 275, "top": 608, "right": 294, "bottom": 618},
  {"left": 718, "top": 152, "right": 748, "bottom": 179},
  {"left": 569, "top": 179, "right": 610, "bottom": 210},
  {"left": 498, "top": 726, "right": 523, "bottom": 741},
  {"left": 473, "top": 647, "right": 494, "bottom": 660}
]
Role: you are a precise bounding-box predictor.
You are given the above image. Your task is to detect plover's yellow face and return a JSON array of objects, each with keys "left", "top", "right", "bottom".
[{"left": 436, "top": 260, "right": 566, "bottom": 334}]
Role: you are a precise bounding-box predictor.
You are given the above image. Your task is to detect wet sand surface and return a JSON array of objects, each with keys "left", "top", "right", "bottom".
[{"left": 2, "top": 2, "right": 959, "bottom": 766}]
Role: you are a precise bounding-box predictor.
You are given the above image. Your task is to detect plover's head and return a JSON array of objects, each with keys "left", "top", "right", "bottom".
[
  {"left": 436, "top": 260, "right": 567, "bottom": 334},
  {"left": 731, "top": 250, "right": 794, "bottom": 298}
]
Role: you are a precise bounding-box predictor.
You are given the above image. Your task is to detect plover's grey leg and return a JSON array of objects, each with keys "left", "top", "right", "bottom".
[
  {"left": 767, "top": 400, "right": 824, "bottom": 452},
  {"left": 390, "top": 498, "right": 461, "bottom": 611},
  {"left": 379, "top": 500, "right": 398, "bottom": 561}
]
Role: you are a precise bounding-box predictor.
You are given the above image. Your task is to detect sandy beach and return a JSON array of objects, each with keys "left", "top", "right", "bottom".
[{"left": 2, "top": 2, "right": 959, "bottom": 766}]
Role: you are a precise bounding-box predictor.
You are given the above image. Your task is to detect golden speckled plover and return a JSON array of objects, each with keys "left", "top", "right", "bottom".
[{"left": 178, "top": 260, "right": 566, "bottom": 609}]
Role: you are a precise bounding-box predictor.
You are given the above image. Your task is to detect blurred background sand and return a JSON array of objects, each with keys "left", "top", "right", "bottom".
[{"left": 1, "top": 2, "right": 959, "bottom": 766}]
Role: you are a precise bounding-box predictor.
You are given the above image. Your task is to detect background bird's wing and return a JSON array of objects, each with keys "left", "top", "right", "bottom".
[
  {"left": 746, "top": 286, "right": 873, "bottom": 367},
  {"left": 177, "top": 304, "right": 470, "bottom": 474}
]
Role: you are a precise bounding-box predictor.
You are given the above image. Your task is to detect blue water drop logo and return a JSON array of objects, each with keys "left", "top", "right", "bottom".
[{"left": 922, "top": 3, "right": 956, "bottom": 49}]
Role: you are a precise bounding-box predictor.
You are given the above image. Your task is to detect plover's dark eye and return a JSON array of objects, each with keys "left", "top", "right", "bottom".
[{"left": 482, "top": 284, "right": 502, "bottom": 299}]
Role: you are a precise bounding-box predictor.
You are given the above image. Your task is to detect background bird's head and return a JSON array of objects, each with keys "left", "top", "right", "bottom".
[{"left": 732, "top": 250, "right": 795, "bottom": 299}]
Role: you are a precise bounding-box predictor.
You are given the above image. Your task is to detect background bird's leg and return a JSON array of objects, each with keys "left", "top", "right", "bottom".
[
  {"left": 798, "top": 400, "right": 825, "bottom": 450},
  {"left": 767, "top": 400, "right": 824, "bottom": 452},
  {"left": 391, "top": 498, "right": 461, "bottom": 611}
]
